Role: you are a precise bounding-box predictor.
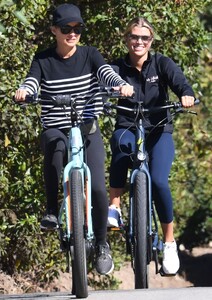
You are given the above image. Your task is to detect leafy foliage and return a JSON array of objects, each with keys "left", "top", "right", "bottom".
[
  {"left": 0, "top": 0, "right": 65, "bottom": 283},
  {"left": 0, "top": 0, "right": 211, "bottom": 291}
]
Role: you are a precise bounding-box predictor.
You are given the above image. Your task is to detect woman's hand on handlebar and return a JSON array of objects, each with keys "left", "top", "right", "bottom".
[
  {"left": 181, "top": 95, "right": 195, "bottom": 108},
  {"left": 113, "top": 85, "right": 134, "bottom": 97},
  {"left": 14, "top": 89, "right": 29, "bottom": 102}
]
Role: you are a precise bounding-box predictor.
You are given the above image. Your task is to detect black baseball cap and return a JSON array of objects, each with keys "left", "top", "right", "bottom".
[{"left": 52, "top": 4, "right": 85, "bottom": 27}]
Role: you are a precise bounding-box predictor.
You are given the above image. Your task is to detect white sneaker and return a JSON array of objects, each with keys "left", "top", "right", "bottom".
[
  {"left": 107, "top": 205, "right": 123, "bottom": 227},
  {"left": 162, "top": 241, "right": 180, "bottom": 275}
]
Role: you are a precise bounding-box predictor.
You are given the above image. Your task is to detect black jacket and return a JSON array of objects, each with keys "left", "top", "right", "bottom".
[{"left": 111, "top": 52, "right": 195, "bottom": 133}]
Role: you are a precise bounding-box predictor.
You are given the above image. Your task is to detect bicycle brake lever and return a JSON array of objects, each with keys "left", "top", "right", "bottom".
[
  {"left": 187, "top": 110, "right": 198, "bottom": 115},
  {"left": 177, "top": 108, "right": 198, "bottom": 115},
  {"left": 175, "top": 107, "right": 184, "bottom": 113}
]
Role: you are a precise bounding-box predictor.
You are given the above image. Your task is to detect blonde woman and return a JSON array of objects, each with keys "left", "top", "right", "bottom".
[{"left": 108, "top": 17, "right": 195, "bottom": 275}]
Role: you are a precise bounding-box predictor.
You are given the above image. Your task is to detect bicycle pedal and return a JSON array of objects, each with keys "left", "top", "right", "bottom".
[
  {"left": 40, "top": 226, "right": 58, "bottom": 232},
  {"left": 159, "top": 267, "right": 177, "bottom": 277},
  {"left": 107, "top": 227, "right": 119, "bottom": 231},
  {"left": 107, "top": 226, "right": 125, "bottom": 232}
]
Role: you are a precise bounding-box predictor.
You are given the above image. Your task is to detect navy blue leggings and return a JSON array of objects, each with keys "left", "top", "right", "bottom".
[
  {"left": 110, "top": 129, "right": 175, "bottom": 223},
  {"left": 40, "top": 123, "right": 108, "bottom": 244}
]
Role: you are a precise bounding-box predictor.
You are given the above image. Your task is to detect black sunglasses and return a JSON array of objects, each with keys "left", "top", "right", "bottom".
[
  {"left": 59, "top": 25, "right": 84, "bottom": 35},
  {"left": 128, "top": 34, "right": 152, "bottom": 42}
]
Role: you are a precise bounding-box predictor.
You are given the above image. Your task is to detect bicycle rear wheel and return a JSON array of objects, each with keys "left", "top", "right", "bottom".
[
  {"left": 70, "top": 170, "right": 88, "bottom": 298},
  {"left": 133, "top": 171, "right": 149, "bottom": 289}
]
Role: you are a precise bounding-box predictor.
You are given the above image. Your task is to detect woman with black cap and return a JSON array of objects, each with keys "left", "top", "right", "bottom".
[{"left": 14, "top": 3, "right": 134, "bottom": 276}]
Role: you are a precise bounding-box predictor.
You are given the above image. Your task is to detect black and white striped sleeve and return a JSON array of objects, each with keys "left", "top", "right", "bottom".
[
  {"left": 19, "top": 58, "right": 41, "bottom": 94},
  {"left": 96, "top": 64, "right": 128, "bottom": 87}
]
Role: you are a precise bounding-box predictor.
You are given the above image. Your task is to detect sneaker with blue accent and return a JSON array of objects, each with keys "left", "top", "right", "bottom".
[{"left": 107, "top": 205, "right": 123, "bottom": 228}]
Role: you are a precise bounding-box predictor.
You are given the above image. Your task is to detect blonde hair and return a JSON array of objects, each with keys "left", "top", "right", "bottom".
[{"left": 123, "top": 17, "right": 154, "bottom": 40}]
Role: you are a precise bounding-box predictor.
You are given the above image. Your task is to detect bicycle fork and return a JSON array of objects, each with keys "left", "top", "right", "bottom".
[
  {"left": 58, "top": 127, "right": 94, "bottom": 254},
  {"left": 128, "top": 120, "right": 162, "bottom": 273}
]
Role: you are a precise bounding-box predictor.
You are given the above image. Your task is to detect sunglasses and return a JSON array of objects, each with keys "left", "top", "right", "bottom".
[
  {"left": 128, "top": 34, "right": 152, "bottom": 42},
  {"left": 59, "top": 25, "right": 84, "bottom": 35}
]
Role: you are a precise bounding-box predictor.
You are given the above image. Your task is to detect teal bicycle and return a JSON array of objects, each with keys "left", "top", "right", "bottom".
[{"left": 16, "top": 87, "right": 125, "bottom": 298}]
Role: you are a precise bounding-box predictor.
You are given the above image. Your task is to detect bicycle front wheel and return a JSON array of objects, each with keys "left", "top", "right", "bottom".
[
  {"left": 133, "top": 171, "right": 149, "bottom": 289},
  {"left": 70, "top": 170, "right": 88, "bottom": 298}
]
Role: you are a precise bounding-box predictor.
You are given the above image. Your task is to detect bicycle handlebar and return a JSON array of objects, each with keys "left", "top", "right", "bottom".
[
  {"left": 13, "top": 88, "right": 199, "bottom": 117},
  {"left": 13, "top": 87, "right": 132, "bottom": 106},
  {"left": 103, "top": 98, "right": 200, "bottom": 116}
]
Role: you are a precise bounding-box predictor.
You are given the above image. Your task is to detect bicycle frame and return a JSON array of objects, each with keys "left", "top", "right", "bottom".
[
  {"left": 128, "top": 116, "right": 161, "bottom": 274},
  {"left": 58, "top": 124, "right": 94, "bottom": 242},
  {"left": 128, "top": 118, "right": 154, "bottom": 247}
]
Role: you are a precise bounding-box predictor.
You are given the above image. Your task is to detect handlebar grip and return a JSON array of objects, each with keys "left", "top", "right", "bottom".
[
  {"left": 25, "top": 94, "right": 38, "bottom": 103},
  {"left": 13, "top": 94, "right": 36, "bottom": 103},
  {"left": 102, "top": 87, "right": 121, "bottom": 97},
  {"left": 99, "top": 86, "right": 135, "bottom": 100},
  {"left": 173, "top": 98, "right": 200, "bottom": 109}
]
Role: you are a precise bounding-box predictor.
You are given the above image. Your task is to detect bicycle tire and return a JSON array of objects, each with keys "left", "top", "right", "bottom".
[
  {"left": 133, "top": 171, "right": 149, "bottom": 289},
  {"left": 70, "top": 170, "right": 88, "bottom": 298}
]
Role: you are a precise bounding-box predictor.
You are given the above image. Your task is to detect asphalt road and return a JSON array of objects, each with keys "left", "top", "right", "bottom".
[{"left": 1, "top": 287, "right": 212, "bottom": 300}]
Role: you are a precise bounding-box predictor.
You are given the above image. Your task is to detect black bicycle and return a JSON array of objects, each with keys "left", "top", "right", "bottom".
[{"left": 104, "top": 98, "right": 199, "bottom": 289}]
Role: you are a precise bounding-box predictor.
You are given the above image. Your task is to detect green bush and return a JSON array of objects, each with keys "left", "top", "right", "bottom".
[{"left": 0, "top": 0, "right": 211, "bottom": 291}]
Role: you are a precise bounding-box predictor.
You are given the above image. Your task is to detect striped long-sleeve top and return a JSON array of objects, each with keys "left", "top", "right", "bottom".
[{"left": 19, "top": 45, "right": 127, "bottom": 129}]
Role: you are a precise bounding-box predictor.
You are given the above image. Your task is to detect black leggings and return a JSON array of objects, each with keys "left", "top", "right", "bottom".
[{"left": 40, "top": 123, "right": 108, "bottom": 244}]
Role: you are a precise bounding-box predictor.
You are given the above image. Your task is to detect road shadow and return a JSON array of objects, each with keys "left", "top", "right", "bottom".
[{"left": 179, "top": 250, "right": 212, "bottom": 287}]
